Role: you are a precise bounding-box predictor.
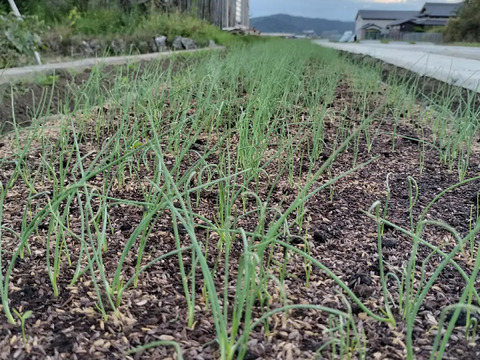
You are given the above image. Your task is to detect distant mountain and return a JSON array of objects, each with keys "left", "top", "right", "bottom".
[{"left": 250, "top": 14, "right": 354, "bottom": 35}]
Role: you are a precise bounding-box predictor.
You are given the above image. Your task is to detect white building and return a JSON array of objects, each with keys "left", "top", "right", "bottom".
[
  {"left": 235, "top": 0, "right": 249, "bottom": 28},
  {"left": 355, "top": 10, "right": 418, "bottom": 40},
  {"left": 355, "top": 2, "right": 463, "bottom": 40},
  {"left": 222, "top": 0, "right": 250, "bottom": 28},
  {"left": 176, "top": 0, "right": 250, "bottom": 29}
]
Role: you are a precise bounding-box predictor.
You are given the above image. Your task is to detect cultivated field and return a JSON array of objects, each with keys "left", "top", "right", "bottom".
[{"left": 0, "top": 40, "right": 479, "bottom": 359}]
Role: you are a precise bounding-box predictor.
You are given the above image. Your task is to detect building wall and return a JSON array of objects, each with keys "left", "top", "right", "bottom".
[
  {"left": 355, "top": 17, "right": 399, "bottom": 39},
  {"left": 223, "top": 0, "right": 250, "bottom": 28},
  {"left": 242, "top": 0, "right": 250, "bottom": 27},
  {"left": 355, "top": 16, "right": 365, "bottom": 38},
  {"left": 228, "top": 0, "right": 249, "bottom": 27},
  {"left": 173, "top": 0, "right": 249, "bottom": 28}
]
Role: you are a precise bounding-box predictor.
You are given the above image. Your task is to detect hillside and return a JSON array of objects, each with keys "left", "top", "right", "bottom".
[{"left": 250, "top": 14, "right": 354, "bottom": 35}]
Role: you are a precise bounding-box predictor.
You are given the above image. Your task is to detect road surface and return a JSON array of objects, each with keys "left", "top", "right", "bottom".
[{"left": 316, "top": 40, "right": 480, "bottom": 92}]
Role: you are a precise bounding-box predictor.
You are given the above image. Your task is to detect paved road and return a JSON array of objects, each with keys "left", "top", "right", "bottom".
[
  {"left": 0, "top": 47, "right": 223, "bottom": 85},
  {"left": 315, "top": 40, "right": 480, "bottom": 92}
]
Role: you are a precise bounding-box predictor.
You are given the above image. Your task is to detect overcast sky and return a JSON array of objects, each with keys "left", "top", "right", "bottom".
[{"left": 250, "top": 0, "right": 461, "bottom": 21}]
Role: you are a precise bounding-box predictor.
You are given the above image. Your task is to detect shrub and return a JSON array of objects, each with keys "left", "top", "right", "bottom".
[
  {"left": 444, "top": 0, "right": 480, "bottom": 42},
  {"left": 134, "top": 12, "right": 236, "bottom": 47},
  {"left": 73, "top": 8, "right": 134, "bottom": 35},
  {"left": 0, "top": 13, "right": 44, "bottom": 67}
]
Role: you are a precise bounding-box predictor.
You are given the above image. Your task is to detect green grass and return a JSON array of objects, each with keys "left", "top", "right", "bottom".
[
  {"left": 446, "top": 42, "right": 480, "bottom": 47},
  {"left": 45, "top": 9, "right": 255, "bottom": 49},
  {"left": 132, "top": 12, "right": 250, "bottom": 47},
  {"left": 1, "top": 7, "right": 259, "bottom": 67},
  {"left": 1, "top": 39, "right": 479, "bottom": 359}
]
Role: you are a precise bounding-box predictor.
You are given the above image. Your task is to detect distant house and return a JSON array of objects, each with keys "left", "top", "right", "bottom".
[
  {"left": 388, "top": 2, "right": 462, "bottom": 33},
  {"left": 321, "top": 30, "right": 341, "bottom": 41},
  {"left": 303, "top": 30, "right": 316, "bottom": 38},
  {"left": 355, "top": 2, "right": 463, "bottom": 40},
  {"left": 418, "top": 2, "right": 463, "bottom": 22},
  {"left": 355, "top": 10, "right": 418, "bottom": 39},
  {"left": 387, "top": 18, "right": 448, "bottom": 34}
]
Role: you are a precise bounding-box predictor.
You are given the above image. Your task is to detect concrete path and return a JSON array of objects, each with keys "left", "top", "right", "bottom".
[
  {"left": 0, "top": 47, "right": 223, "bottom": 85},
  {"left": 315, "top": 40, "right": 480, "bottom": 92}
]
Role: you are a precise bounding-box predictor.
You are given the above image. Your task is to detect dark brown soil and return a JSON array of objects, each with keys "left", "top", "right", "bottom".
[
  {"left": 0, "top": 62, "right": 479, "bottom": 360},
  {"left": 0, "top": 58, "right": 178, "bottom": 134}
]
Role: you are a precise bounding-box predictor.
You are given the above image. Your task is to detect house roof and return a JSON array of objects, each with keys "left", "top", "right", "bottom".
[
  {"left": 356, "top": 10, "right": 418, "bottom": 21},
  {"left": 387, "top": 17, "right": 448, "bottom": 27},
  {"left": 419, "top": 2, "right": 463, "bottom": 18},
  {"left": 387, "top": 18, "right": 416, "bottom": 27},
  {"left": 360, "top": 23, "right": 383, "bottom": 30},
  {"left": 414, "top": 17, "right": 449, "bottom": 26}
]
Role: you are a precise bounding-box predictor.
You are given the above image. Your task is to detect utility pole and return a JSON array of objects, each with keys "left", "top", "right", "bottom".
[{"left": 7, "top": 0, "right": 42, "bottom": 65}]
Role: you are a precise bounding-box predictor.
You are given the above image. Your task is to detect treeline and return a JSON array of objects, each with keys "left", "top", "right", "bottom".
[
  {"left": 445, "top": 0, "right": 480, "bottom": 42},
  {"left": 0, "top": 0, "right": 250, "bottom": 67},
  {"left": 0, "top": 0, "right": 235, "bottom": 28}
]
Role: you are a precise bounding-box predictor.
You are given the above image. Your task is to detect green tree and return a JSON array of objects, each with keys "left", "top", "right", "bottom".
[{"left": 445, "top": 0, "right": 480, "bottom": 42}]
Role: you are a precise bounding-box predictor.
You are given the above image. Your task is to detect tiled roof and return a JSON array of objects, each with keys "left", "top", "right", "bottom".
[
  {"left": 419, "top": 2, "right": 463, "bottom": 17},
  {"left": 387, "top": 18, "right": 417, "bottom": 26},
  {"left": 387, "top": 17, "right": 448, "bottom": 27},
  {"left": 356, "top": 10, "right": 418, "bottom": 20},
  {"left": 413, "top": 17, "right": 449, "bottom": 26},
  {"left": 360, "top": 23, "right": 383, "bottom": 30}
]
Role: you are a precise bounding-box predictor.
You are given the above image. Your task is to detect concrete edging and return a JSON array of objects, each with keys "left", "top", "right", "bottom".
[
  {"left": 315, "top": 40, "right": 480, "bottom": 93},
  {"left": 0, "top": 46, "right": 225, "bottom": 85}
]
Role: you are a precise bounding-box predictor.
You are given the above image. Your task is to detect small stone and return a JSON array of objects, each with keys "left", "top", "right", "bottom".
[
  {"left": 349, "top": 273, "right": 373, "bottom": 286},
  {"left": 470, "top": 193, "right": 479, "bottom": 203},
  {"left": 353, "top": 284, "right": 374, "bottom": 298},
  {"left": 136, "top": 41, "right": 150, "bottom": 53},
  {"left": 110, "top": 39, "right": 126, "bottom": 54},
  {"left": 288, "top": 330, "right": 300, "bottom": 340},
  {"left": 88, "top": 39, "right": 102, "bottom": 55},
  {"left": 181, "top": 37, "right": 197, "bottom": 50},
  {"left": 38, "top": 223, "right": 49, "bottom": 230},
  {"left": 170, "top": 223, "right": 187, "bottom": 235},
  {"left": 313, "top": 229, "right": 326, "bottom": 243},
  {"left": 120, "top": 222, "right": 132, "bottom": 231},
  {"left": 153, "top": 35, "right": 167, "bottom": 52},
  {"left": 358, "top": 312, "right": 368, "bottom": 320},
  {"left": 208, "top": 39, "right": 216, "bottom": 47},
  {"left": 93, "top": 339, "right": 104, "bottom": 347},
  {"left": 81, "top": 41, "right": 94, "bottom": 56},
  {"left": 382, "top": 237, "right": 398, "bottom": 248},
  {"left": 445, "top": 309, "right": 479, "bottom": 327},
  {"left": 135, "top": 299, "right": 148, "bottom": 306},
  {"left": 383, "top": 222, "right": 395, "bottom": 231},
  {"left": 422, "top": 301, "right": 436, "bottom": 311},
  {"left": 159, "top": 335, "right": 175, "bottom": 341},
  {"left": 172, "top": 36, "right": 184, "bottom": 50},
  {"left": 289, "top": 236, "right": 304, "bottom": 245}
]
